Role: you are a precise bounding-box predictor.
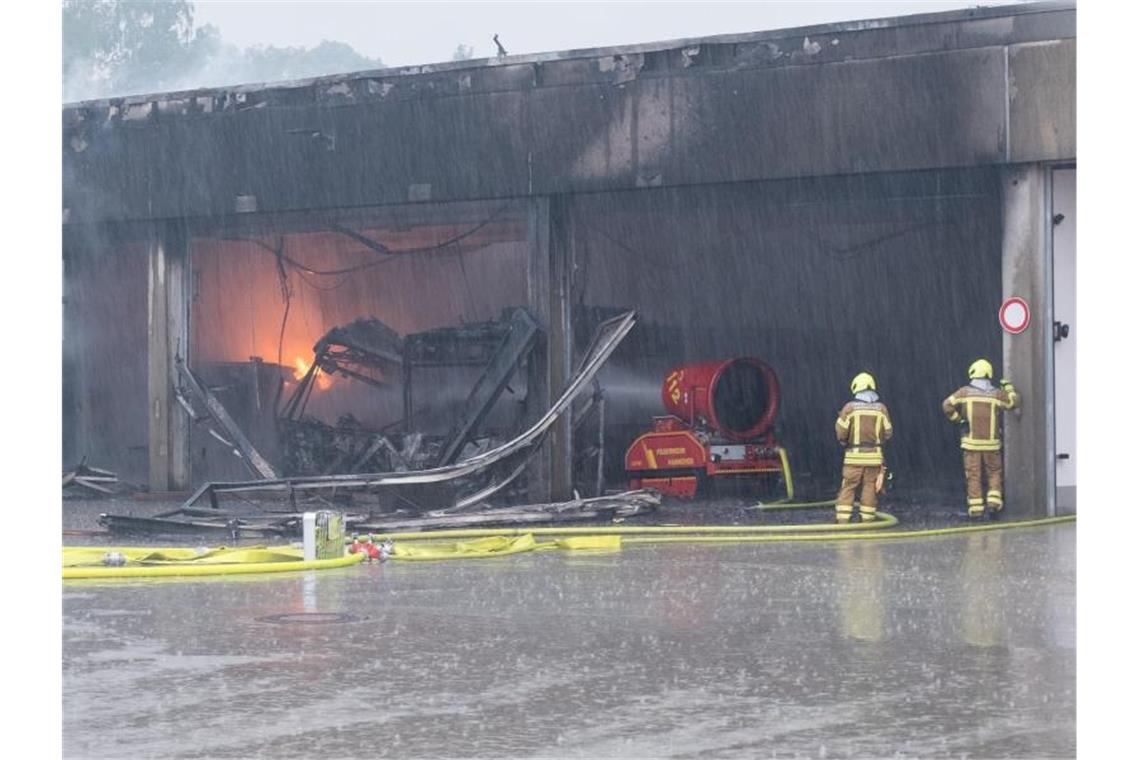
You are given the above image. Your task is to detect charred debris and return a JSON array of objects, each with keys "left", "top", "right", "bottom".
[
  {"left": 93, "top": 309, "right": 643, "bottom": 536},
  {"left": 63, "top": 461, "right": 131, "bottom": 498}
]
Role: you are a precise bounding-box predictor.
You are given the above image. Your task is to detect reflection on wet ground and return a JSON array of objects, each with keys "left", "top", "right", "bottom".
[{"left": 63, "top": 525, "right": 1074, "bottom": 758}]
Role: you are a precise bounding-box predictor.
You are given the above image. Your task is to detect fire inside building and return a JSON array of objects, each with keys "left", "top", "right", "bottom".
[{"left": 61, "top": 3, "right": 1075, "bottom": 518}]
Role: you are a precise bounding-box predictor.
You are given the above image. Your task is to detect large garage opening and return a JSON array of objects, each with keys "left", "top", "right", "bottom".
[
  {"left": 570, "top": 167, "right": 1003, "bottom": 501},
  {"left": 187, "top": 199, "right": 533, "bottom": 486}
]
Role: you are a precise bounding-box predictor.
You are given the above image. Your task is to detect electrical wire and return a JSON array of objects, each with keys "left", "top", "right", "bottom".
[
  {"left": 295, "top": 269, "right": 353, "bottom": 291},
  {"left": 303, "top": 205, "right": 510, "bottom": 276},
  {"left": 228, "top": 205, "right": 510, "bottom": 285},
  {"left": 819, "top": 220, "right": 945, "bottom": 261},
  {"left": 272, "top": 236, "right": 291, "bottom": 371}
]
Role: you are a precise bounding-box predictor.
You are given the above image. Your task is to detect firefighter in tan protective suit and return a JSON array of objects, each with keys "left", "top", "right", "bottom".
[
  {"left": 834, "top": 372, "right": 893, "bottom": 524},
  {"left": 942, "top": 359, "right": 1020, "bottom": 518}
]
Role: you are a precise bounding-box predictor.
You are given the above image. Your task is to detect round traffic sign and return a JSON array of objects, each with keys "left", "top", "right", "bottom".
[{"left": 999, "top": 296, "right": 1030, "bottom": 334}]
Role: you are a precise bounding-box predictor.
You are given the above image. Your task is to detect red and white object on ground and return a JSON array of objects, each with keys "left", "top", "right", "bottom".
[{"left": 999, "top": 296, "right": 1031, "bottom": 334}]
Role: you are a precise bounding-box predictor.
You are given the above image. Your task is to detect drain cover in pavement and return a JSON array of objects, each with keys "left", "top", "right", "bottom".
[{"left": 256, "top": 612, "right": 363, "bottom": 625}]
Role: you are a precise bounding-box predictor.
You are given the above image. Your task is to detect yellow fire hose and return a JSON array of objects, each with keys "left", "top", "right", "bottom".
[
  {"left": 618, "top": 515, "right": 1076, "bottom": 546},
  {"left": 63, "top": 545, "right": 364, "bottom": 579},
  {"left": 365, "top": 504, "right": 1075, "bottom": 561},
  {"left": 62, "top": 502, "right": 1075, "bottom": 575},
  {"left": 756, "top": 498, "right": 837, "bottom": 510},
  {"left": 366, "top": 511, "right": 899, "bottom": 543}
]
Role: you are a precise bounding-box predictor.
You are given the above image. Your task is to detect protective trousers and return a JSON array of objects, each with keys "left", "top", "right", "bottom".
[
  {"left": 962, "top": 450, "right": 1003, "bottom": 517},
  {"left": 836, "top": 464, "right": 879, "bottom": 523}
]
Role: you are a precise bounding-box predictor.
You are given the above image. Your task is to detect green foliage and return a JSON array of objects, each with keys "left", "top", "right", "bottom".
[
  {"left": 240, "top": 40, "right": 383, "bottom": 83},
  {"left": 63, "top": 0, "right": 385, "bottom": 101}
]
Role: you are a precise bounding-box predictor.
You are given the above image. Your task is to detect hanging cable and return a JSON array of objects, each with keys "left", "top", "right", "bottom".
[
  {"left": 327, "top": 204, "right": 508, "bottom": 257},
  {"left": 272, "top": 236, "right": 292, "bottom": 371},
  {"left": 245, "top": 235, "right": 294, "bottom": 412},
  {"left": 296, "top": 204, "right": 511, "bottom": 276},
  {"left": 228, "top": 204, "right": 511, "bottom": 278},
  {"left": 819, "top": 220, "right": 944, "bottom": 261},
  {"left": 295, "top": 268, "right": 352, "bottom": 292}
]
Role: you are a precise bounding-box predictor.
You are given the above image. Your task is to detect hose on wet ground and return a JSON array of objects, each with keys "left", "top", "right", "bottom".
[
  {"left": 62, "top": 546, "right": 364, "bottom": 579},
  {"left": 362, "top": 503, "right": 1074, "bottom": 561},
  {"left": 62, "top": 501, "right": 1075, "bottom": 575}
]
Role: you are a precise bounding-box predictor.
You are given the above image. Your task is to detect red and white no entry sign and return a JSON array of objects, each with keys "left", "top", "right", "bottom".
[{"left": 999, "top": 296, "right": 1030, "bottom": 334}]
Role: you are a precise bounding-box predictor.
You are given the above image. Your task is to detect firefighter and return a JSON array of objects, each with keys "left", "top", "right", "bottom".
[
  {"left": 834, "top": 372, "right": 893, "bottom": 524},
  {"left": 942, "top": 359, "right": 1020, "bottom": 518}
]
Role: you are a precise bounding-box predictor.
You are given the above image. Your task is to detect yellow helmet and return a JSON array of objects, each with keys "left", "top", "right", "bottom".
[
  {"left": 850, "top": 372, "right": 876, "bottom": 394},
  {"left": 968, "top": 359, "right": 993, "bottom": 380}
]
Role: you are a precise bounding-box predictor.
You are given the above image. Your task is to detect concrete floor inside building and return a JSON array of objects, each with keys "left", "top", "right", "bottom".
[{"left": 63, "top": 523, "right": 1075, "bottom": 758}]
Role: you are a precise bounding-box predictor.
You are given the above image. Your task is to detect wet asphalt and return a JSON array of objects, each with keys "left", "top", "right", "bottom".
[{"left": 63, "top": 507, "right": 1075, "bottom": 759}]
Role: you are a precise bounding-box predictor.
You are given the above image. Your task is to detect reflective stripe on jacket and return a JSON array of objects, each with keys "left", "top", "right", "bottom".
[
  {"left": 941, "top": 385, "right": 1019, "bottom": 451},
  {"left": 836, "top": 400, "right": 893, "bottom": 466}
]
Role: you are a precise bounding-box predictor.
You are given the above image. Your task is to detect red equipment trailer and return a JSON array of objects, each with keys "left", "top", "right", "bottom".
[{"left": 624, "top": 358, "right": 793, "bottom": 499}]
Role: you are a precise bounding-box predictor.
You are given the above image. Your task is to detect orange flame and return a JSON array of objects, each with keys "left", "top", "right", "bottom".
[{"left": 294, "top": 356, "right": 332, "bottom": 390}]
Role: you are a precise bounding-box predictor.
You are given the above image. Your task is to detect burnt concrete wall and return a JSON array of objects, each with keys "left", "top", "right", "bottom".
[
  {"left": 62, "top": 4, "right": 1074, "bottom": 225},
  {"left": 1009, "top": 39, "right": 1076, "bottom": 163},
  {"left": 62, "top": 229, "right": 150, "bottom": 484}
]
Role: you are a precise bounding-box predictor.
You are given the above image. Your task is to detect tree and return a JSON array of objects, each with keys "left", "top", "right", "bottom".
[
  {"left": 63, "top": 0, "right": 219, "bottom": 100},
  {"left": 239, "top": 40, "right": 383, "bottom": 83},
  {"left": 452, "top": 44, "right": 475, "bottom": 62},
  {"left": 62, "top": 0, "right": 388, "bottom": 102}
]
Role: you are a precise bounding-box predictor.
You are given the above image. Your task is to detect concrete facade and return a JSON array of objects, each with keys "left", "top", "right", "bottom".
[
  {"left": 62, "top": 3, "right": 1076, "bottom": 507},
  {"left": 62, "top": 3, "right": 1075, "bottom": 223}
]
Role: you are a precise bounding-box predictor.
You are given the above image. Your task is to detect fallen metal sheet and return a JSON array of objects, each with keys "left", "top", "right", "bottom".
[
  {"left": 356, "top": 504, "right": 650, "bottom": 532},
  {"left": 97, "top": 508, "right": 368, "bottom": 538},
  {"left": 97, "top": 513, "right": 289, "bottom": 538},
  {"left": 176, "top": 359, "right": 280, "bottom": 479},
  {"left": 183, "top": 310, "right": 637, "bottom": 508},
  {"left": 356, "top": 489, "right": 660, "bottom": 532},
  {"left": 452, "top": 457, "right": 531, "bottom": 509}
]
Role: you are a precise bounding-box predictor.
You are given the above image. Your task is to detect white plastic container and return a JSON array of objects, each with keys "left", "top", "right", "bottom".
[{"left": 302, "top": 511, "right": 346, "bottom": 560}]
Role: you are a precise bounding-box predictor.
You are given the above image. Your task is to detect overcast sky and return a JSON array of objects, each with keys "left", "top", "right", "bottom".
[{"left": 194, "top": 1, "right": 1026, "bottom": 66}]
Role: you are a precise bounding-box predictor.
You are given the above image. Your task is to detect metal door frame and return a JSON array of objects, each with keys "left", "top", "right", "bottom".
[{"left": 1047, "top": 162, "right": 1076, "bottom": 516}]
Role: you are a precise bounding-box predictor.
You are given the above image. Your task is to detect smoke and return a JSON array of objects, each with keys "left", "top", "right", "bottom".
[{"left": 64, "top": 9, "right": 388, "bottom": 104}]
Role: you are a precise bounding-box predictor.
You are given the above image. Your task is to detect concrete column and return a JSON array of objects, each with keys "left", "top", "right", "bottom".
[
  {"left": 527, "top": 196, "right": 573, "bottom": 502},
  {"left": 1000, "top": 164, "right": 1053, "bottom": 518},
  {"left": 147, "top": 222, "right": 191, "bottom": 491}
]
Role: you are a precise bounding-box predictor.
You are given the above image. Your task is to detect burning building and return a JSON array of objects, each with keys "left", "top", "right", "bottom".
[{"left": 62, "top": 3, "right": 1075, "bottom": 515}]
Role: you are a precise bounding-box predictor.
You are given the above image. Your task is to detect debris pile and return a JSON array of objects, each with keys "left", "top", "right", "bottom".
[
  {"left": 93, "top": 310, "right": 638, "bottom": 534},
  {"left": 96, "top": 489, "right": 658, "bottom": 539}
]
